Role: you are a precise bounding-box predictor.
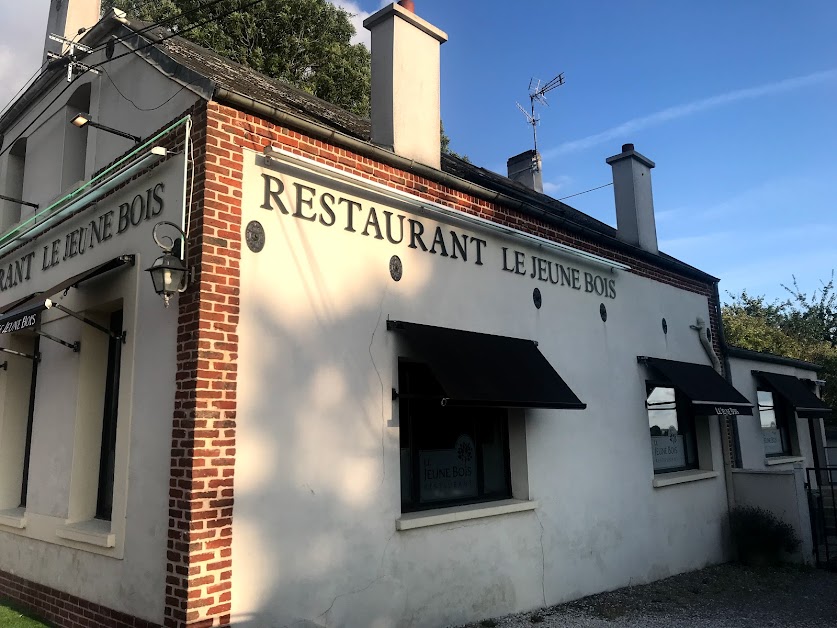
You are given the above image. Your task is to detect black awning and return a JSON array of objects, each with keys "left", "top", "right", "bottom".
[
  {"left": 642, "top": 357, "right": 753, "bottom": 416},
  {"left": 387, "top": 320, "right": 586, "bottom": 410},
  {"left": 754, "top": 371, "right": 832, "bottom": 419},
  {"left": 0, "top": 255, "right": 134, "bottom": 335}
]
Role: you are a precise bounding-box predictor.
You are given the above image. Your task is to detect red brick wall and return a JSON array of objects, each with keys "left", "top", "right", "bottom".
[
  {"left": 0, "top": 569, "right": 159, "bottom": 628},
  {"left": 164, "top": 102, "right": 240, "bottom": 628}
]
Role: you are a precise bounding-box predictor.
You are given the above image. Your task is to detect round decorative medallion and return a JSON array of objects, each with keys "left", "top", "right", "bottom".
[
  {"left": 600, "top": 303, "right": 608, "bottom": 322},
  {"left": 662, "top": 318, "right": 668, "bottom": 334},
  {"left": 532, "top": 287, "right": 542, "bottom": 309},
  {"left": 245, "top": 220, "right": 265, "bottom": 253},
  {"left": 389, "top": 255, "right": 403, "bottom": 281}
]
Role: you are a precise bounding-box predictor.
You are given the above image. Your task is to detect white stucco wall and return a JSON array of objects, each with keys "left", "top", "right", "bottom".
[
  {"left": 233, "top": 150, "right": 732, "bottom": 628},
  {"left": 0, "top": 35, "right": 200, "bottom": 224},
  {"left": 731, "top": 467, "right": 814, "bottom": 564},
  {"left": 728, "top": 355, "right": 822, "bottom": 472},
  {"left": 0, "top": 155, "right": 185, "bottom": 624}
]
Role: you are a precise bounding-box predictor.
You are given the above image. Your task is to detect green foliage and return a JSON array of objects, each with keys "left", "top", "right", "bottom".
[
  {"left": 722, "top": 274, "right": 837, "bottom": 426},
  {"left": 103, "top": 0, "right": 371, "bottom": 116},
  {"left": 729, "top": 505, "right": 800, "bottom": 565}
]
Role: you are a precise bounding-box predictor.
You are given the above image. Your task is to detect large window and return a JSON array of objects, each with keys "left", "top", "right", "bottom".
[
  {"left": 399, "top": 360, "right": 511, "bottom": 512},
  {"left": 757, "top": 389, "right": 791, "bottom": 457},
  {"left": 19, "top": 336, "right": 39, "bottom": 508},
  {"left": 95, "top": 309, "right": 123, "bottom": 521},
  {"left": 646, "top": 384, "right": 698, "bottom": 473}
]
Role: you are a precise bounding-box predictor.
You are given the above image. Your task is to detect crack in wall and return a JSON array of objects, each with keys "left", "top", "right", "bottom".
[
  {"left": 369, "top": 287, "right": 388, "bottom": 484},
  {"left": 319, "top": 530, "right": 397, "bottom": 627},
  {"left": 535, "top": 510, "right": 546, "bottom": 606}
]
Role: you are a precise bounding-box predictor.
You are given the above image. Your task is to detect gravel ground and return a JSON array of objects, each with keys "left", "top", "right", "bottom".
[{"left": 452, "top": 563, "right": 837, "bottom": 628}]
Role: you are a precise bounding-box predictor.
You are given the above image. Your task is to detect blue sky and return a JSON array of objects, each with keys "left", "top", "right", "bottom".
[{"left": 2, "top": 1, "right": 835, "bottom": 302}]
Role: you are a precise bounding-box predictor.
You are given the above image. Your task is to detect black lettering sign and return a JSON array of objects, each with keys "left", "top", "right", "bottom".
[{"left": 256, "top": 172, "right": 618, "bottom": 299}]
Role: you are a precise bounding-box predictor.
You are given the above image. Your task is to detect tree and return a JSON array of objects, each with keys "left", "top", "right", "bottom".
[
  {"left": 103, "top": 0, "right": 371, "bottom": 116},
  {"left": 722, "top": 275, "right": 837, "bottom": 431}
]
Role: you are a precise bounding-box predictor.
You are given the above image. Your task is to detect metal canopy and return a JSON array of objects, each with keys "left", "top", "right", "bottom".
[
  {"left": 0, "top": 255, "right": 134, "bottom": 337},
  {"left": 754, "top": 371, "right": 832, "bottom": 419},
  {"left": 641, "top": 357, "right": 754, "bottom": 416},
  {"left": 388, "top": 320, "right": 586, "bottom": 410}
]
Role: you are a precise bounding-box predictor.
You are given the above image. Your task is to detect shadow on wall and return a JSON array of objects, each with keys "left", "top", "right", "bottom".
[{"left": 227, "top": 208, "right": 555, "bottom": 627}]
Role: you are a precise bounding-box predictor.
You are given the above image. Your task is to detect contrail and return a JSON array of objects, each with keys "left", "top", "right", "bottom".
[{"left": 543, "top": 68, "right": 837, "bottom": 158}]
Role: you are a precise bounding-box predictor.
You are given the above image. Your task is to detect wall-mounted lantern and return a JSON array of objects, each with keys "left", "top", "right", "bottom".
[{"left": 146, "top": 221, "right": 190, "bottom": 307}]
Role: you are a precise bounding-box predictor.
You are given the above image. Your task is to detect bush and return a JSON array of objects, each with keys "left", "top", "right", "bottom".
[{"left": 729, "top": 505, "right": 801, "bottom": 565}]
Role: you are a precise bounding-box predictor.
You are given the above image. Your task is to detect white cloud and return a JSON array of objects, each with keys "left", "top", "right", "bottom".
[
  {"left": 329, "top": 0, "right": 373, "bottom": 48},
  {"left": 542, "top": 175, "right": 572, "bottom": 196},
  {"left": 543, "top": 68, "right": 837, "bottom": 159}
]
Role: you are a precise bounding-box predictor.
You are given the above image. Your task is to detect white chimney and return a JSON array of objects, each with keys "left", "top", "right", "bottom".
[
  {"left": 363, "top": 1, "right": 448, "bottom": 169},
  {"left": 44, "top": 0, "right": 102, "bottom": 65},
  {"left": 606, "top": 143, "right": 658, "bottom": 254}
]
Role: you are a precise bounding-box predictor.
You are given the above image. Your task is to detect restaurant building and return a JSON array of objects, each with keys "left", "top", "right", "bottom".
[{"left": 0, "top": 2, "right": 830, "bottom": 627}]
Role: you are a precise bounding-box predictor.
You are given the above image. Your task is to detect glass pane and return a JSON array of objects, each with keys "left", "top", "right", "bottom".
[
  {"left": 418, "top": 423, "right": 478, "bottom": 504},
  {"left": 647, "top": 386, "right": 678, "bottom": 435},
  {"left": 758, "top": 390, "right": 787, "bottom": 455},
  {"left": 647, "top": 386, "right": 687, "bottom": 471},
  {"left": 479, "top": 415, "right": 508, "bottom": 496}
]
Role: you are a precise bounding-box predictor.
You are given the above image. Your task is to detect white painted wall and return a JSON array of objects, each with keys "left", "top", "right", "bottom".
[
  {"left": 0, "top": 35, "right": 200, "bottom": 223},
  {"left": 728, "top": 355, "right": 822, "bottom": 471},
  {"left": 732, "top": 467, "right": 814, "bottom": 564},
  {"left": 233, "top": 151, "right": 732, "bottom": 628},
  {"left": 0, "top": 155, "right": 185, "bottom": 624}
]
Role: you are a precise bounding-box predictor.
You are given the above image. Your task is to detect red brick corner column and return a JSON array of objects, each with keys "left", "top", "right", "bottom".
[{"left": 165, "top": 102, "right": 242, "bottom": 628}]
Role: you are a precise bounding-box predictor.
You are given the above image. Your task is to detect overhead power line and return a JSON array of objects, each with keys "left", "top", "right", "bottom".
[{"left": 557, "top": 182, "right": 613, "bottom": 201}]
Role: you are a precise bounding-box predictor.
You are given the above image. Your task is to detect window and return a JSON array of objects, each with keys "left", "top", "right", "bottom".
[
  {"left": 399, "top": 360, "right": 511, "bottom": 512},
  {"left": 757, "top": 389, "right": 791, "bottom": 457},
  {"left": 646, "top": 384, "right": 698, "bottom": 473},
  {"left": 18, "top": 336, "right": 39, "bottom": 508},
  {"left": 95, "top": 309, "right": 123, "bottom": 521},
  {"left": 1, "top": 138, "right": 27, "bottom": 231},
  {"left": 64, "top": 83, "right": 91, "bottom": 187},
  {"left": 0, "top": 334, "right": 38, "bottom": 511}
]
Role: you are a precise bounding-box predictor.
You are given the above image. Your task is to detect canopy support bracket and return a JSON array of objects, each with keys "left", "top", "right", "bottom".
[
  {"left": 36, "top": 330, "right": 80, "bottom": 353},
  {"left": 48, "top": 302, "right": 125, "bottom": 343},
  {"left": 0, "top": 347, "right": 39, "bottom": 361}
]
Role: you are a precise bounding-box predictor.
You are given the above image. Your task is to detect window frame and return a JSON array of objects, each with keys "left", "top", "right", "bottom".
[
  {"left": 398, "top": 358, "right": 513, "bottom": 513},
  {"left": 646, "top": 380, "right": 700, "bottom": 474}
]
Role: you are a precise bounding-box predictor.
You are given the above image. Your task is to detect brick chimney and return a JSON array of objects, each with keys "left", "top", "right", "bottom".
[
  {"left": 364, "top": 2, "right": 448, "bottom": 169},
  {"left": 507, "top": 149, "right": 543, "bottom": 193},
  {"left": 606, "top": 143, "right": 658, "bottom": 254},
  {"left": 44, "top": 0, "right": 102, "bottom": 65}
]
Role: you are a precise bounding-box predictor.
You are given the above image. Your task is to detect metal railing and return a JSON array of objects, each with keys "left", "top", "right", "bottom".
[{"left": 806, "top": 466, "right": 837, "bottom": 569}]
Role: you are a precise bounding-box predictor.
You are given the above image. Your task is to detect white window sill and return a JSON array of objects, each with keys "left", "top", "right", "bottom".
[
  {"left": 0, "top": 507, "right": 26, "bottom": 529},
  {"left": 764, "top": 456, "right": 805, "bottom": 466},
  {"left": 652, "top": 469, "right": 719, "bottom": 488},
  {"left": 396, "top": 499, "right": 538, "bottom": 531},
  {"left": 56, "top": 519, "right": 115, "bottom": 548}
]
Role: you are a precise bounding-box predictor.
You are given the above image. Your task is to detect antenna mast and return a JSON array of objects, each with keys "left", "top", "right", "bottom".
[{"left": 516, "top": 72, "right": 565, "bottom": 154}]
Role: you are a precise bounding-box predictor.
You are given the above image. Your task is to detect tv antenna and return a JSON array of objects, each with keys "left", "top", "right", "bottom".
[{"left": 516, "top": 73, "right": 565, "bottom": 154}]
